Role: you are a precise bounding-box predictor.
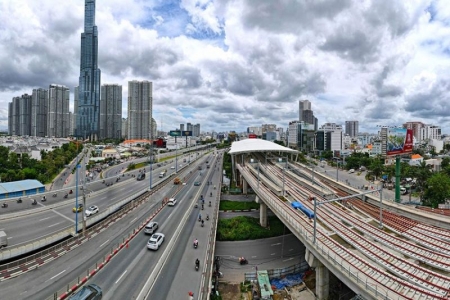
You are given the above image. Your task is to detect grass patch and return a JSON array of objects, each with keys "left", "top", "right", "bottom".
[
  {"left": 219, "top": 200, "right": 260, "bottom": 211},
  {"left": 217, "top": 216, "right": 291, "bottom": 241}
]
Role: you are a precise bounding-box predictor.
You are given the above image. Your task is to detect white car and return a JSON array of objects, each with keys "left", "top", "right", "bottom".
[
  {"left": 171, "top": 166, "right": 175, "bottom": 169},
  {"left": 147, "top": 233, "right": 165, "bottom": 250},
  {"left": 168, "top": 198, "right": 177, "bottom": 206},
  {"left": 85, "top": 205, "right": 99, "bottom": 217}
]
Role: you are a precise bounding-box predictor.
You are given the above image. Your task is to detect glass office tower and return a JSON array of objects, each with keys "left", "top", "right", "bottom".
[{"left": 76, "top": 0, "right": 101, "bottom": 140}]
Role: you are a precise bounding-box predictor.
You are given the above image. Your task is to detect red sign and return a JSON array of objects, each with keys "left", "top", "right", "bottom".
[{"left": 248, "top": 134, "right": 257, "bottom": 139}]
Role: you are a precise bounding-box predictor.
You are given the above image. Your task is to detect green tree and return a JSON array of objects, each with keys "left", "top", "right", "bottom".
[
  {"left": 273, "top": 140, "right": 285, "bottom": 146},
  {"left": 441, "top": 157, "right": 450, "bottom": 169},
  {"left": 423, "top": 173, "right": 450, "bottom": 208},
  {"left": 369, "top": 156, "right": 384, "bottom": 180}
]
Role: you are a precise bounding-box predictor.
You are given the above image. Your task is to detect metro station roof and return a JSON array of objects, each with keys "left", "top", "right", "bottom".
[
  {"left": 228, "top": 139, "right": 297, "bottom": 155},
  {"left": 0, "top": 180, "right": 44, "bottom": 194}
]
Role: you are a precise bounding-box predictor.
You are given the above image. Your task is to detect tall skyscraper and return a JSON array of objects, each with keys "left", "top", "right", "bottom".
[
  {"left": 299, "top": 100, "right": 311, "bottom": 122},
  {"left": 31, "top": 88, "right": 48, "bottom": 137},
  {"left": 187, "top": 123, "right": 193, "bottom": 132},
  {"left": 180, "top": 124, "right": 185, "bottom": 131},
  {"left": 345, "top": 121, "right": 359, "bottom": 137},
  {"left": 19, "top": 94, "right": 32, "bottom": 136},
  {"left": 100, "top": 84, "right": 122, "bottom": 139},
  {"left": 127, "top": 80, "right": 153, "bottom": 140},
  {"left": 76, "top": 0, "right": 101, "bottom": 140},
  {"left": 47, "top": 84, "right": 70, "bottom": 138},
  {"left": 193, "top": 123, "right": 200, "bottom": 137}
]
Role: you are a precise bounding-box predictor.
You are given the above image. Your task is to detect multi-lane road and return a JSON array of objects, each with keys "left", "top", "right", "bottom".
[{"left": 0, "top": 150, "right": 221, "bottom": 300}]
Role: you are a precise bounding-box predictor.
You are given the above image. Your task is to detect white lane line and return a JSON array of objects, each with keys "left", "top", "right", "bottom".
[
  {"left": 40, "top": 217, "right": 51, "bottom": 221},
  {"left": 7, "top": 236, "right": 13, "bottom": 239},
  {"left": 46, "top": 269, "right": 66, "bottom": 282},
  {"left": 271, "top": 253, "right": 276, "bottom": 256},
  {"left": 271, "top": 243, "right": 281, "bottom": 246},
  {"left": 119, "top": 187, "right": 126, "bottom": 191},
  {"left": 99, "top": 239, "right": 110, "bottom": 248},
  {"left": 251, "top": 255, "right": 257, "bottom": 258},
  {"left": 130, "top": 217, "right": 137, "bottom": 224},
  {"left": 48, "top": 222, "right": 62, "bottom": 228},
  {"left": 283, "top": 258, "right": 294, "bottom": 262},
  {"left": 51, "top": 209, "right": 76, "bottom": 223},
  {"left": 115, "top": 270, "right": 128, "bottom": 284}
]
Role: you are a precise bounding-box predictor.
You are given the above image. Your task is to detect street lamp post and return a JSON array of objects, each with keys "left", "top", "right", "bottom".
[
  {"left": 379, "top": 186, "right": 383, "bottom": 228},
  {"left": 149, "top": 134, "right": 153, "bottom": 191},
  {"left": 75, "top": 164, "right": 80, "bottom": 233}
]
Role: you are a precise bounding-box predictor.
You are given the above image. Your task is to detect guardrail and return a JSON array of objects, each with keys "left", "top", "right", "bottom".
[
  {"left": 239, "top": 164, "right": 444, "bottom": 300},
  {"left": 0, "top": 174, "right": 173, "bottom": 267}
]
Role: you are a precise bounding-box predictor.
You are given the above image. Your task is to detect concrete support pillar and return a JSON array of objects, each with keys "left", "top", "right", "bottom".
[
  {"left": 260, "top": 201, "right": 267, "bottom": 227},
  {"left": 316, "top": 263, "right": 329, "bottom": 300},
  {"left": 305, "top": 248, "right": 329, "bottom": 300},
  {"left": 242, "top": 179, "right": 248, "bottom": 195},
  {"left": 255, "top": 195, "right": 259, "bottom": 203}
]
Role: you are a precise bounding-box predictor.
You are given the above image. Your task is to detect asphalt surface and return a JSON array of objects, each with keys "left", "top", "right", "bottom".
[
  {"left": 0, "top": 151, "right": 208, "bottom": 248},
  {"left": 0, "top": 151, "right": 218, "bottom": 300}
]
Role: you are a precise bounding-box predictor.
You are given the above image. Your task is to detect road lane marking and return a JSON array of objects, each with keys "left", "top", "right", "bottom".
[
  {"left": 283, "top": 258, "right": 294, "bottom": 262},
  {"left": 51, "top": 208, "right": 76, "bottom": 223},
  {"left": 7, "top": 236, "right": 12, "bottom": 239},
  {"left": 130, "top": 217, "right": 137, "bottom": 224},
  {"left": 251, "top": 255, "right": 257, "bottom": 258},
  {"left": 271, "top": 243, "right": 281, "bottom": 246},
  {"left": 99, "top": 239, "right": 109, "bottom": 248},
  {"left": 115, "top": 270, "right": 127, "bottom": 284},
  {"left": 40, "top": 217, "right": 51, "bottom": 221},
  {"left": 48, "top": 222, "right": 62, "bottom": 228},
  {"left": 271, "top": 253, "right": 276, "bottom": 255},
  {"left": 46, "top": 270, "right": 66, "bottom": 282}
]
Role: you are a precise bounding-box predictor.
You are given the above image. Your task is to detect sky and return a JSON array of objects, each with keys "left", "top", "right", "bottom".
[{"left": 1, "top": 0, "right": 450, "bottom": 134}]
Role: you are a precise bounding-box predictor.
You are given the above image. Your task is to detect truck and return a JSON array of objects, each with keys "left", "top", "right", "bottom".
[
  {"left": 0, "top": 231, "right": 7, "bottom": 248},
  {"left": 159, "top": 169, "right": 167, "bottom": 178},
  {"left": 174, "top": 177, "right": 181, "bottom": 185}
]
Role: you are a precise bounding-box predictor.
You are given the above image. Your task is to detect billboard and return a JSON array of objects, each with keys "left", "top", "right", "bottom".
[
  {"left": 386, "top": 128, "right": 413, "bottom": 156},
  {"left": 169, "top": 130, "right": 182, "bottom": 137},
  {"left": 181, "top": 131, "right": 192, "bottom": 137},
  {"left": 248, "top": 134, "right": 257, "bottom": 139}
]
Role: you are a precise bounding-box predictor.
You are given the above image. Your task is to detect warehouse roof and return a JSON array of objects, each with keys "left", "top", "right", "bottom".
[
  {"left": 228, "top": 139, "right": 297, "bottom": 155},
  {"left": 0, "top": 180, "right": 44, "bottom": 194}
]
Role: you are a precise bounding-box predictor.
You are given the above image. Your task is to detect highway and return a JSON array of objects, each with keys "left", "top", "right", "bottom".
[
  {"left": 0, "top": 150, "right": 207, "bottom": 250},
  {"left": 0, "top": 151, "right": 219, "bottom": 300}
]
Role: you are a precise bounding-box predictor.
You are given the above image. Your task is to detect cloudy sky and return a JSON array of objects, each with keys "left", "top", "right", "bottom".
[{"left": 1, "top": 0, "right": 450, "bottom": 134}]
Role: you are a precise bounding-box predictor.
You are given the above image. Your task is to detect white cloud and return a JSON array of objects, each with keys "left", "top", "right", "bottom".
[{"left": 1, "top": 0, "right": 450, "bottom": 134}]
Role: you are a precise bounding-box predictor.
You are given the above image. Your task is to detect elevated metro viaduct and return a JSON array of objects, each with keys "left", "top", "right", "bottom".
[{"left": 228, "top": 139, "right": 334, "bottom": 300}]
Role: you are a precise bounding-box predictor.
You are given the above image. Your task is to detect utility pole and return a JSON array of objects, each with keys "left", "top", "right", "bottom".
[{"left": 82, "top": 146, "right": 87, "bottom": 236}]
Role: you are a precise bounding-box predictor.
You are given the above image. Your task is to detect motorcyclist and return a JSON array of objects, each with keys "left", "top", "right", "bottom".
[
  {"left": 210, "top": 192, "right": 212, "bottom": 197},
  {"left": 32, "top": 199, "right": 37, "bottom": 205},
  {"left": 201, "top": 219, "right": 204, "bottom": 226},
  {"left": 195, "top": 258, "right": 200, "bottom": 267},
  {"left": 206, "top": 214, "right": 209, "bottom": 221},
  {"left": 198, "top": 213, "right": 202, "bottom": 221},
  {"left": 1, "top": 202, "right": 7, "bottom": 208},
  {"left": 194, "top": 239, "right": 198, "bottom": 247}
]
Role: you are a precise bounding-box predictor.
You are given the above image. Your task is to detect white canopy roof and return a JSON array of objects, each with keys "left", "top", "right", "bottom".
[{"left": 228, "top": 139, "right": 297, "bottom": 155}]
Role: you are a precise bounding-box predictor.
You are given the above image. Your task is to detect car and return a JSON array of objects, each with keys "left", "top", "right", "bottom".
[
  {"left": 85, "top": 205, "right": 99, "bottom": 217},
  {"left": 144, "top": 221, "right": 158, "bottom": 234},
  {"left": 194, "top": 181, "right": 201, "bottom": 186},
  {"left": 68, "top": 283, "right": 102, "bottom": 300},
  {"left": 168, "top": 198, "right": 177, "bottom": 206},
  {"left": 72, "top": 204, "right": 84, "bottom": 213},
  {"left": 348, "top": 169, "right": 355, "bottom": 174},
  {"left": 171, "top": 166, "right": 175, "bottom": 169},
  {"left": 147, "top": 233, "right": 165, "bottom": 250}
]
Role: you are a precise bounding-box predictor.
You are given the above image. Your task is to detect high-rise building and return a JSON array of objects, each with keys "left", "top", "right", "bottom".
[
  {"left": 73, "top": 86, "right": 79, "bottom": 135},
  {"left": 127, "top": 80, "right": 153, "bottom": 140},
  {"left": 76, "top": 0, "right": 101, "bottom": 140},
  {"left": 187, "top": 123, "right": 193, "bottom": 132},
  {"left": 121, "top": 118, "right": 128, "bottom": 139},
  {"left": 19, "top": 94, "right": 32, "bottom": 136},
  {"left": 403, "top": 121, "right": 425, "bottom": 142},
  {"left": 100, "top": 84, "right": 122, "bottom": 139},
  {"left": 31, "top": 88, "right": 48, "bottom": 137},
  {"left": 193, "top": 124, "right": 200, "bottom": 137},
  {"left": 152, "top": 118, "right": 157, "bottom": 139},
  {"left": 180, "top": 124, "right": 185, "bottom": 131},
  {"left": 262, "top": 124, "right": 276, "bottom": 133},
  {"left": 47, "top": 84, "right": 70, "bottom": 138},
  {"left": 345, "top": 121, "right": 359, "bottom": 137},
  {"left": 299, "top": 100, "right": 311, "bottom": 122},
  {"left": 8, "top": 95, "right": 32, "bottom": 136}
]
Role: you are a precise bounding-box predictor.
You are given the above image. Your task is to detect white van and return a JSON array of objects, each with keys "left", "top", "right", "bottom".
[
  {"left": 400, "top": 187, "right": 407, "bottom": 195},
  {"left": 168, "top": 198, "right": 177, "bottom": 206},
  {"left": 348, "top": 169, "right": 355, "bottom": 174}
]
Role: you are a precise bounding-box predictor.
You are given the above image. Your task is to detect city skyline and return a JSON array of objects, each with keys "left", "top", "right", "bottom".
[{"left": 1, "top": 1, "right": 450, "bottom": 133}]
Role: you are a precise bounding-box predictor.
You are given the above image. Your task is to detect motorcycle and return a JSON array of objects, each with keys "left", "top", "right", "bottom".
[
  {"left": 17, "top": 198, "right": 22, "bottom": 203},
  {"left": 201, "top": 204, "right": 204, "bottom": 210},
  {"left": 64, "top": 194, "right": 68, "bottom": 199},
  {"left": 209, "top": 201, "right": 211, "bottom": 207},
  {"left": 201, "top": 220, "right": 204, "bottom": 227},
  {"left": 41, "top": 196, "right": 47, "bottom": 202},
  {"left": 239, "top": 257, "right": 248, "bottom": 265},
  {"left": 195, "top": 259, "right": 200, "bottom": 271},
  {"left": 206, "top": 215, "right": 209, "bottom": 221},
  {"left": 193, "top": 241, "right": 198, "bottom": 249},
  {"left": 1, "top": 203, "right": 8, "bottom": 208},
  {"left": 32, "top": 199, "right": 37, "bottom": 205},
  {"left": 69, "top": 189, "right": 73, "bottom": 194},
  {"left": 52, "top": 193, "right": 57, "bottom": 197},
  {"left": 210, "top": 192, "right": 212, "bottom": 197}
]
